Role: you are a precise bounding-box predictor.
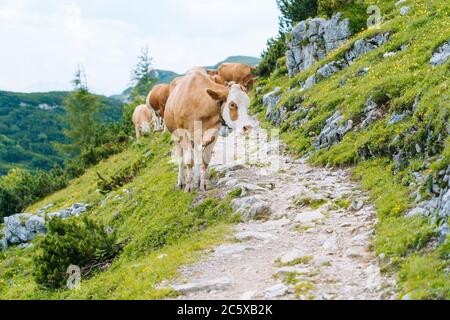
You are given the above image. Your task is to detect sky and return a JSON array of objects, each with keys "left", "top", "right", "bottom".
[{"left": 0, "top": 0, "right": 280, "bottom": 96}]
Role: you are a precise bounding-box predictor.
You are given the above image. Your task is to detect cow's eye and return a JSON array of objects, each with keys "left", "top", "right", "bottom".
[{"left": 230, "top": 102, "right": 238, "bottom": 109}]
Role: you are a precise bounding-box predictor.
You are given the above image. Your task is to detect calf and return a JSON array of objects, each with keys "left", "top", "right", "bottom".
[{"left": 132, "top": 104, "right": 156, "bottom": 143}]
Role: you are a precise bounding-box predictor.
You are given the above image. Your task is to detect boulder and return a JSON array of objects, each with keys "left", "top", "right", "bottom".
[
  {"left": 232, "top": 196, "right": 272, "bottom": 221},
  {"left": 344, "top": 32, "right": 390, "bottom": 63},
  {"left": 3, "top": 214, "right": 47, "bottom": 246},
  {"left": 388, "top": 113, "right": 406, "bottom": 126},
  {"left": 400, "top": 6, "right": 411, "bottom": 15},
  {"left": 263, "top": 87, "right": 281, "bottom": 116},
  {"left": 171, "top": 278, "right": 231, "bottom": 294},
  {"left": 315, "top": 111, "right": 353, "bottom": 149},
  {"left": 262, "top": 283, "right": 289, "bottom": 299},
  {"left": 47, "top": 203, "right": 89, "bottom": 220},
  {"left": 430, "top": 40, "right": 450, "bottom": 66}
]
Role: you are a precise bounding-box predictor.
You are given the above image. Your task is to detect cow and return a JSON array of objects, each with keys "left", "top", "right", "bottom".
[
  {"left": 132, "top": 104, "right": 157, "bottom": 143},
  {"left": 217, "top": 62, "right": 257, "bottom": 91},
  {"left": 146, "top": 84, "right": 170, "bottom": 131},
  {"left": 165, "top": 70, "right": 258, "bottom": 192}
]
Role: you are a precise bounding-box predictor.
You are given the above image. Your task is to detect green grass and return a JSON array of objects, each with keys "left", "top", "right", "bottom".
[{"left": 0, "top": 133, "right": 239, "bottom": 299}]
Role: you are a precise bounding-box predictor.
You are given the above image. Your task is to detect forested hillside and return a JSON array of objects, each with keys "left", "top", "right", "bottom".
[{"left": 0, "top": 91, "right": 123, "bottom": 174}]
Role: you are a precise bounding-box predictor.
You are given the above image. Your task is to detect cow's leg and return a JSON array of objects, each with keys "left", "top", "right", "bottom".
[
  {"left": 183, "top": 138, "right": 195, "bottom": 192},
  {"left": 193, "top": 142, "right": 202, "bottom": 189},
  {"left": 200, "top": 141, "right": 217, "bottom": 191},
  {"left": 200, "top": 130, "right": 218, "bottom": 191},
  {"left": 135, "top": 126, "right": 141, "bottom": 143},
  {"left": 175, "top": 140, "right": 184, "bottom": 189}
]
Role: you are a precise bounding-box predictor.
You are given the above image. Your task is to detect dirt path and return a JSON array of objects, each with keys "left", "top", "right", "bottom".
[{"left": 166, "top": 131, "right": 396, "bottom": 300}]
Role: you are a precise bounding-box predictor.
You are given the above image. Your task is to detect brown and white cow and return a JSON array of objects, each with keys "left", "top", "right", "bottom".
[
  {"left": 146, "top": 84, "right": 170, "bottom": 131},
  {"left": 132, "top": 104, "right": 156, "bottom": 143},
  {"left": 217, "top": 62, "right": 257, "bottom": 91},
  {"left": 165, "top": 70, "right": 258, "bottom": 192}
]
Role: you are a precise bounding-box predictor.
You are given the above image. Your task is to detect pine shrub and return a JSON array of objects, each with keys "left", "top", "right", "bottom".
[{"left": 33, "top": 217, "right": 120, "bottom": 289}]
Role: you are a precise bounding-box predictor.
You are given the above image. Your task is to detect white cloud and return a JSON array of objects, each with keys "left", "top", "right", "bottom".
[{"left": 0, "top": 0, "right": 279, "bottom": 95}]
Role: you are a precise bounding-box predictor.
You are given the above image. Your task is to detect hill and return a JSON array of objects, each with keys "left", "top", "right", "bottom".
[
  {"left": 0, "top": 91, "right": 123, "bottom": 175},
  {"left": 206, "top": 55, "right": 262, "bottom": 70}
]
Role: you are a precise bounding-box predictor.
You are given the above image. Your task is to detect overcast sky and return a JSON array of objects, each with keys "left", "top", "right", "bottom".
[{"left": 0, "top": 0, "right": 279, "bottom": 95}]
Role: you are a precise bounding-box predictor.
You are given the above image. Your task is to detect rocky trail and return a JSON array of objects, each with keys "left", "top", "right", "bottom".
[{"left": 163, "top": 130, "right": 396, "bottom": 300}]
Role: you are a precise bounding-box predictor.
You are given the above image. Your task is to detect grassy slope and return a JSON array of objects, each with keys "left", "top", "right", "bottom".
[
  {"left": 0, "top": 133, "right": 238, "bottom": 299},
  {"left": 251, "top": 0, "right": 449, "bottom": 299}
]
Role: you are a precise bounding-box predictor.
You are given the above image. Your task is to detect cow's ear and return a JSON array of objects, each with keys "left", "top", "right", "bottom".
[
  {"left": 206, "top": 70, "right": 217, "bottom": 76},
  {"left": 207, "top": 88, "right": 228, "bottom": 102}
]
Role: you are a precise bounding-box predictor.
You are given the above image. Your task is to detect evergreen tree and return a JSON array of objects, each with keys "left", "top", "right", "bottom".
[
  {"left": 59, "top": 67, "right": 100, "bottom": 155},
  {"left": 277, "top": 0, "right": 318, "bottom": 32},
  {"left": 130, "top": 46, "right": 157, "bottom": 98}
]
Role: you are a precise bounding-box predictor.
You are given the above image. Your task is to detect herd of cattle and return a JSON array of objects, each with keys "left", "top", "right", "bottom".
[{"left": 132, "top": 62, "right": 259, "bottom": 192}]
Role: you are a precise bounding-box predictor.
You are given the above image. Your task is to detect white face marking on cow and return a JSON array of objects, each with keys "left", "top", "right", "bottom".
[{"left": 221, "top": 84, "right": 259, "bottom": 135}]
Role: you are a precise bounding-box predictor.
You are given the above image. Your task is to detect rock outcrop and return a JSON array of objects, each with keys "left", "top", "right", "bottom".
[
  {"left": 286, "top": 13, "right": 352, "bottom": 77},
  {"left": 408, "top": 167, "right": 450, "bottom": 243},
  {"left": 298, "top": 32, "right": 390, "bottom": 92},
  {"left": 315, "top": 111, "right": 353, "bottom": 150}
]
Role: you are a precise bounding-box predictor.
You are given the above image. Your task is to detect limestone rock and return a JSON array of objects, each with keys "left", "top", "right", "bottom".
[
  {"left": 430, "top": 40, "right": 450, "bottom": 66},
  {"left": 262, "top": 283, "right": 288, "bottom": 299},
  {"left": 3, "top": 214, "right": 47, "bottom": 246},
  {"left": 171, "top": 278, "right": 231, "bottom": 294},
  {"left": 295, "top": 209, "right": 325, "bottom": 224},
  {"left": 315, "top": 111, "right": 353, "bottom": 149},
  {"left": 286, "top": 13, "right": 352, "bottom": 77}
]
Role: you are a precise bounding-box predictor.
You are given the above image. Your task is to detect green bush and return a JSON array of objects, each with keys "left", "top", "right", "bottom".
[
  {"left": 0, "top": 168, "right": 68, "bottom": 220},
  {"left": 277, "top": 0, "right": 319, "bottom": 31},
  {"left": 318, "top": 0, "right": 353, "bottom": 16},
  {"left": 33, "top": 217, "right": 120, "bottom": 289}
]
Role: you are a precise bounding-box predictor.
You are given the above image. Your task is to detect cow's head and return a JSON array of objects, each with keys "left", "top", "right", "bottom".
[{"left": 207, "top": 84, "right": 259, "bottom": 135}]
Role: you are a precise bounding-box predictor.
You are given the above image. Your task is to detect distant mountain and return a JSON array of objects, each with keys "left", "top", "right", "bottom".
[
  {"left": 111, "top": 55, "right": 261, "bottom": 102},
  {"left": 0, "top": 91, "right": 123, "bottom": 175},
  {"left": 206, "top": 55, "right": 261, "bottom": 70}
]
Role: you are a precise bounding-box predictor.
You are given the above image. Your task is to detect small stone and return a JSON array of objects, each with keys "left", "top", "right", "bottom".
[
  {"left": 214, "top": 244, "right": 253, "bottom": 256},
  {"left": 350, "top": 201, "right": 364, "bottom": 212},
  {"left": 235, "top": 232, "right": 275, "bottom": 242},
  {"left": 383, "top": 51, "right": 397, "bottom": 59},
  {"left": 295, "top": 209, "right": 325, "bottom": 224},
  {"left": 345, "top": 248, "right": 365, "bottom": 258},
  {"left": 278, "top": 249, "right": 307, "bottom": 265},
  {"left": 322, "top": 236, "right": 339, "bottom": 252},
  {"left": 171, "top": 278, "right": 231, "bottom": 294},
  {"left": 400, "top": 6, "right": 411, "bottom": 16},
  {"left": 241, "top": 291, "right": 257, "bottom": 300},
  {"left": 262, "top": 283, "right": 288, "bottom": 299}
]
